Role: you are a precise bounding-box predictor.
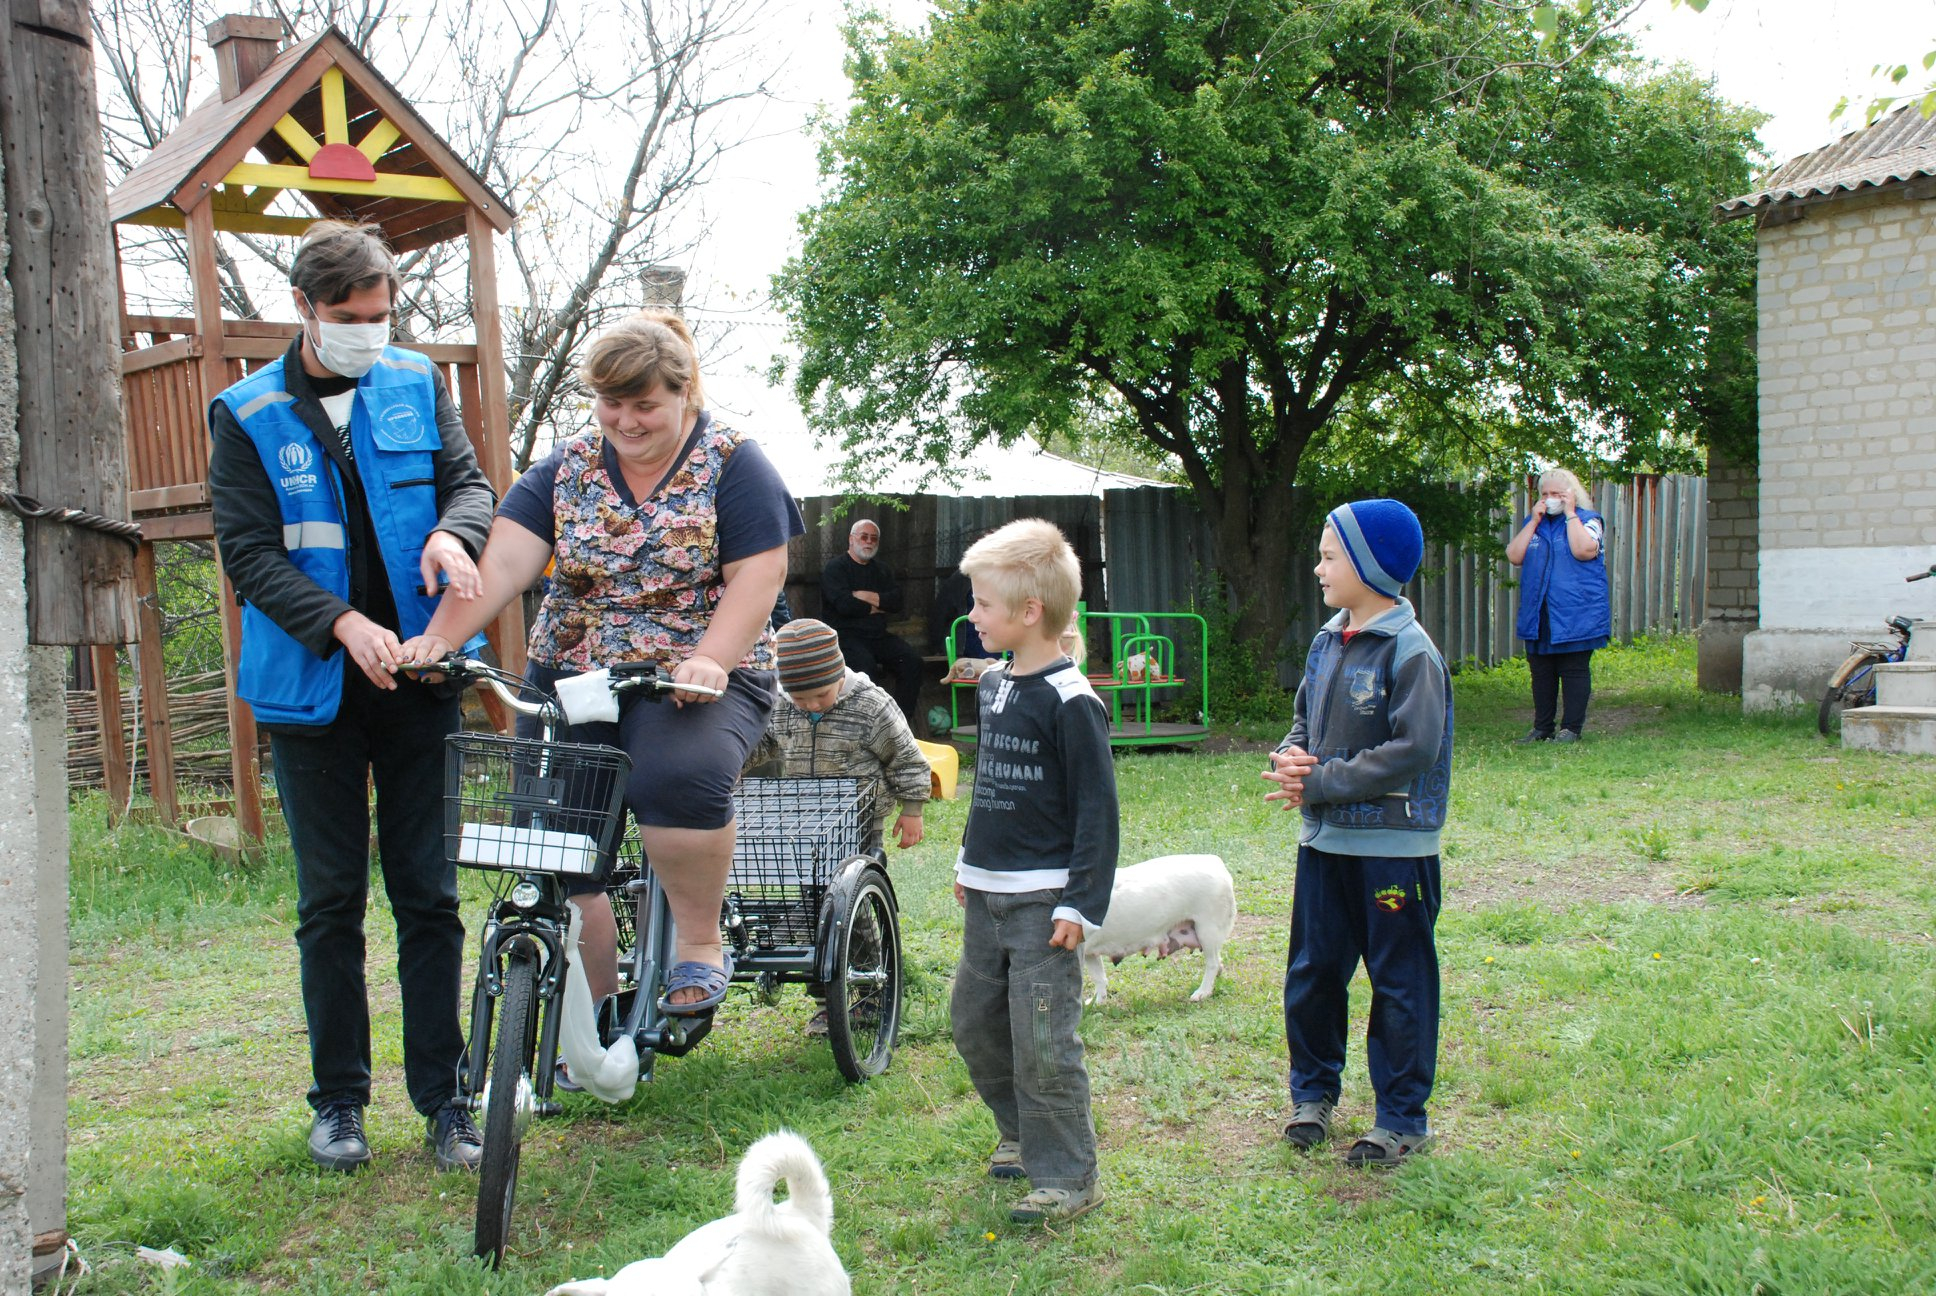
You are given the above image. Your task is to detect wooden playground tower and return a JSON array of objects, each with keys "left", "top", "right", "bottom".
[{"left": 106, "top": 16, "right": 522, "bottom": 842}]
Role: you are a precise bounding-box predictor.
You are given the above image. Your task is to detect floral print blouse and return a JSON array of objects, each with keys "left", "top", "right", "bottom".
[{"left": 525, "top": 424, "right": 783, "bottom": 674}]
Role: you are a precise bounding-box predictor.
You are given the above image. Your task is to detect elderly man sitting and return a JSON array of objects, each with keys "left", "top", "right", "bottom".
[{"left": 820, "top": 518, "right": 923, "bottom": 724}]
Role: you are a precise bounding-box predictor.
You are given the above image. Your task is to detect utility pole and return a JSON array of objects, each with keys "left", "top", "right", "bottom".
[{"left": 1, "top": 0, "right": 137, "bottom": 1284}]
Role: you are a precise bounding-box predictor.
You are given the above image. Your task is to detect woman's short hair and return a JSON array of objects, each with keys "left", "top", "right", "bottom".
[
  {"left": 581, "top": 311, "right": 705, "bottom": 407},
  {"left": 1538, "top": 468, "right": 1594, "bottom": 511},
  {"left": 290, "top": 220, "right": 399, "bottom": 306},
  {"left": 959, "top": 518, "right": 1081, "bottom": 633}
]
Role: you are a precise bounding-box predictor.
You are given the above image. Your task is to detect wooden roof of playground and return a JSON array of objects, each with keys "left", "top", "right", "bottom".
[{"left": 108, "top": 26, "right": 513, "bottom": 251}]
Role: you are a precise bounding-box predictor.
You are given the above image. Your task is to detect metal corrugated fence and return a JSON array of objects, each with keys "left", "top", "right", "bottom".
[
  {"left": 1103, "top": 475, "right": 1708, "bottom": 679},
  {"left": 787, "top": 475, "right": 1705, "bottom": 676}
]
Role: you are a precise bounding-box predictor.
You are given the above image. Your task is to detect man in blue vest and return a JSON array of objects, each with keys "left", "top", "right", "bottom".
[{"left": 208, "top": 221, "right": 494, "bottom": 1173}]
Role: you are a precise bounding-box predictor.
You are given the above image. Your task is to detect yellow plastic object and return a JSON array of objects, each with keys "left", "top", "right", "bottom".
[{"left": 915, "top": 738, "right": 959, "bottom": 801}]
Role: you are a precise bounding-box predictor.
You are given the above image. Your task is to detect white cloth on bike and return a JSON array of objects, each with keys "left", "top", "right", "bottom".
[
  {"left": 556, "top": 668, "right": 621, "bottom": 725},
  {"left": 557, "top": 905, "right": 640, "bottom": 1103}
]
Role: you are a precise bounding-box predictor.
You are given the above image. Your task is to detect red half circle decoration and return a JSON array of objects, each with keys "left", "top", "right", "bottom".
[{"left": 309, "top": 142, "right": 377, "bottom": 183}]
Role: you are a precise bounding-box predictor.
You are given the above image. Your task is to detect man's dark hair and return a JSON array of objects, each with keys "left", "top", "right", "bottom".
[{"left": 290, "top": 220, "right": 400, "bottom": 307}]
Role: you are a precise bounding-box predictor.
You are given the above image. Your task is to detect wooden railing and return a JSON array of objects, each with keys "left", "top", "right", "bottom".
[{"left": 120, "top": 315, "right": 489, "bottom": 534}]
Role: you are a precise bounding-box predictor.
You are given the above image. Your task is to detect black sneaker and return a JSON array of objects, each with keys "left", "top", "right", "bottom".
[
  {"left": 1512, "top": 729, "right": 1552, "bottom": 744},
  {"left": 428, "top": 1102, "right": 484, "bottom": 1172},
  {"left": 308, "top": 1101, "right": 371, "bottom": 1172},
  {"left": 1554, "top": 728, "right": 1581, "bottom": 744}
]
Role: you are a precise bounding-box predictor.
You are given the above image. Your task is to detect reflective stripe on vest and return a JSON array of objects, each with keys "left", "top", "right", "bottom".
[{"left": 215, "top": 347, "right": 445, "bottom": 726}]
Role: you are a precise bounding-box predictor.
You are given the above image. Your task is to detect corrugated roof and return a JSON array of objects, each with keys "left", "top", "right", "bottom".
[{"left": 1717, "top": 104, "right": 1936, "bottom": 221}]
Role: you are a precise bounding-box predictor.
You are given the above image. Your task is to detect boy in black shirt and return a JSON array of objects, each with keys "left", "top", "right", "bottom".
[{"left": 951, "top": 519, "right": 1119, "bottom": 1224}]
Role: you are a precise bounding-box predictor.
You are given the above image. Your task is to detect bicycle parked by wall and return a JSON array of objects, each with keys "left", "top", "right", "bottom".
[
  {"left": 412, "top": 655, "right": 903, "bottom": 1267},
  {"left": 1818, "top": 563, "right": 1934, "bottom": 736}
]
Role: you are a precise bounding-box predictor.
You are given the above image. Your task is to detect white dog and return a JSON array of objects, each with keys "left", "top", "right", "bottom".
[
  {"left": 544, "top": 1131, "right": 849, "bottom": 1296},
  {"left": 1082, "top": 854, "right": 1236, "bottom": 1005}
]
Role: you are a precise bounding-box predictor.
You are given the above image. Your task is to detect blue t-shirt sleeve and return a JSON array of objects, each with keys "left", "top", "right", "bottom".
[
  {"left": 497, "top": 448, "right": 565, "bottom": 546},
  {"left": 716, "top": 437, "right": 805, "bottom": 564}
]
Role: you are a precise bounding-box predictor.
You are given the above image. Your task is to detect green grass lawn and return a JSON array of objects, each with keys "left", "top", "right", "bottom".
[{"left": 60, "top": 637, "right": 1936, "bottom": 1294}]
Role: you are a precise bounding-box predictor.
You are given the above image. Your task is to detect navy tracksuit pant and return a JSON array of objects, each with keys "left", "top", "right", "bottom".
[{"left": 1284, "top": 845, "right": 1441, "bottom": 1135}]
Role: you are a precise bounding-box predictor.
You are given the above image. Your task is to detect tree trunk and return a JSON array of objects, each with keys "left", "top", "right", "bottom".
[{"left": 1216, "top": 473, "right": 1297, "bottom": 671}]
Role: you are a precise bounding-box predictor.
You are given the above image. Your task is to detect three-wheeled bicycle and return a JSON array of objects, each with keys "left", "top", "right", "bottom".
[{"left": 418, "top": 655, "right": 904, "bottom": 1266}]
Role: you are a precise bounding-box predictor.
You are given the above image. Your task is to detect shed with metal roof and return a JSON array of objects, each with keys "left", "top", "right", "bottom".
[{"left": 1709, "top": 106, "right": 1936, "bottom": 727}]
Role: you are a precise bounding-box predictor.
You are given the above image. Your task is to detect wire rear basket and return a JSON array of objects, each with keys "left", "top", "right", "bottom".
[
  {"left": 727, "top": 777, "right": 874, "bottom": 946},
  {"left": 445, "top": 733, "right": 631, "bottom": 876}
]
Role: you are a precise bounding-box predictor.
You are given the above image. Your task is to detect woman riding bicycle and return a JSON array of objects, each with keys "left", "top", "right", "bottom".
[{"left": 403, "top": 311, "right": 801, "bottom": 1012}]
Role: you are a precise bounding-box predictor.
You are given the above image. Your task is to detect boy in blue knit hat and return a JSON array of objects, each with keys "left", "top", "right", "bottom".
[{"left": 1263, "top": 498, "right": 1452, "bottom": 1166}]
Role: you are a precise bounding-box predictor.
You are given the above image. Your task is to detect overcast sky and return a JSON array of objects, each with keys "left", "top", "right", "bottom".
[{"left": 686, "top": 0, "right": 1934, "bottom": 487}]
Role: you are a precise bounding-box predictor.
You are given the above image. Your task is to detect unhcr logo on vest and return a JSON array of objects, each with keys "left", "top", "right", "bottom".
[{"left": 277, "top": 441, "right": 321, "bottom": 494}]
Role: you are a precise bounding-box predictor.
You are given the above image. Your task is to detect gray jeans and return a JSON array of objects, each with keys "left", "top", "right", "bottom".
[{"left": 950, "top": 888, "right": 1097, "bottom": 1191}]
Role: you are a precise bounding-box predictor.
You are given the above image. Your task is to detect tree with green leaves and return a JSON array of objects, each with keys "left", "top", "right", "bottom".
[{"left": 776, "top": 0, "right": 1761, "bottom": 659}]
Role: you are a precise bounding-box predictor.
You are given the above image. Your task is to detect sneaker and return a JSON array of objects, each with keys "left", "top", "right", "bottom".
[
  {"left": 553, "top": 1060, "right": 584, "bottom": 1093},
  {"left": 308, "top": 1101, "right": 371, "bottom": 1172},
  {"left": 1009, "top": 1182, "right": 1103, "bottom": 1225},
  {"left": 805, "top": 1007, "right": 831, "bottom": 1038},
  {"left": 987, "top": 1139, "right": 1025, "bottom": 1180},
  {"left": 428, "top": 1102, "right": 484, "bottom": 1172},
  {"left": 1281, "top": 1097, "right": 1336, "bottom": 1151},
  {"left": 1513, "top": 729, "right": 1552, "bottom": 744},
  {"left": 1554, "top": 728, "right": 1581, "bottom": 744}
]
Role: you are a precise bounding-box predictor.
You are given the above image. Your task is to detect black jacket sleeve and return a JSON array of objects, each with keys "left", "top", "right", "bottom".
[
  {"left": 429, "top": 376, "right": 495, "bottom": 557},
  {"left": 1055, "top": 695, "right": 1120, "bottom": 928},
  {"left": 821, "top": 555, "right": 870, "bottom": 620},
  {"left": 208, "top": 368, "right": 495, "bottom": 660}
]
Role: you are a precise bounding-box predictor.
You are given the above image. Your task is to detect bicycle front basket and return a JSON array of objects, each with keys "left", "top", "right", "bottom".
[{"left": 445, "top": 733, "right": 631, "bottom": 876}]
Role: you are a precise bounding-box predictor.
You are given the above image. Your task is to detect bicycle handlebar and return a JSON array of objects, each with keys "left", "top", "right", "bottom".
[
  {"left": 1908, "top": 564, "right": 1935, "bottom": 583},
  {"left": 398, "top": 656, "right": 725, "bottom": 720}
]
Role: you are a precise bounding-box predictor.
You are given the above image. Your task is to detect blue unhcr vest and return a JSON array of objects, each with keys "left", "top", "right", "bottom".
[
  {"left": 1514, "top": 508, "right": 1611, "bottom": 645},
  {"left": 215, "top": 347, "right": 450, "bottom": 726}
]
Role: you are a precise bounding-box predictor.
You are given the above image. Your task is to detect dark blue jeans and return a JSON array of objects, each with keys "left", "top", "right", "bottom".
[
  {"left": 1284, "top": 846, "right": 1441, "bottom": 1136},
  {"left": 269, "top": 666, "right": 465, "bottom": 1117}
]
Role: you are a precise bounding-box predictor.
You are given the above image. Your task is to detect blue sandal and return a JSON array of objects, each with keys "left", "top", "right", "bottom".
[{"left": 659, "top": 954, "right": 734, "bottom": 1017}]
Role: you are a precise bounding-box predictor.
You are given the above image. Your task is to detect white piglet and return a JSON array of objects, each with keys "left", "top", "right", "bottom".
[{"left": 1082, "top": 853, "right": 1237, "bottom": 1005}]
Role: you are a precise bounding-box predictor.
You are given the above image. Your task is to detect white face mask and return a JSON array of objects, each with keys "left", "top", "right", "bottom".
[
  {"left": 1543, "top": 497, "right": 1565, "bottom": 516},
  {"left": 301, "top": 295, "right": 390, "bottom": 378}
]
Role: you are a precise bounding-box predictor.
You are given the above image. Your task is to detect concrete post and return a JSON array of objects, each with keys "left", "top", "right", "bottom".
[{"left": 0, "top": 129, "right": 70, "bottom": 1296}]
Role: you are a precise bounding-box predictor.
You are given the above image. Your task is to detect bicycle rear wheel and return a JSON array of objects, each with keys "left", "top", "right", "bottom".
[
  {"left": 474, "top": 950, "right": 538, "bottom": 1267},
  {"left": 825, "top": 863, "right": 902, "bottom": 1082}
]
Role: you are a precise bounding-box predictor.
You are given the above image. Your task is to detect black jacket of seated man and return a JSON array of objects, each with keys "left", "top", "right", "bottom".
[{"left": 820, "top": 525, "right": 923, "bottom": 725}]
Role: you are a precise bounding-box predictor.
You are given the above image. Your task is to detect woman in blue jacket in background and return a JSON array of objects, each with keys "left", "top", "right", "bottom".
[{"left": 1506, "top": 469, "right": 1611, "bottom": 743}]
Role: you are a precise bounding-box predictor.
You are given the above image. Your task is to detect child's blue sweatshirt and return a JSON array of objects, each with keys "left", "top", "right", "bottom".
[{"left": 1283, "top": 599, "right": 1453, "bottom": 857}]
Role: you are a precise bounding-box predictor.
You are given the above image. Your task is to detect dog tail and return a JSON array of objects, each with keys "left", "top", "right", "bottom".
[{"left": 736, "top": 1129, "right": 834, "bottom": 1238}]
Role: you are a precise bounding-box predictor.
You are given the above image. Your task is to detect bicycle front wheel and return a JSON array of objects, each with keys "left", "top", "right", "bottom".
[
  {"left": 1819, "top": 653, "right": 1882, "bottom": 736},
  {"left": 474, "top": 950, "right": 538, "bottom": 1267}
]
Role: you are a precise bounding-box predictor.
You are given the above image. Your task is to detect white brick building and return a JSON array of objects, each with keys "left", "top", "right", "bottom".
[{"left": 1716, "top": 110, "right": 1936, "bottom": 709}]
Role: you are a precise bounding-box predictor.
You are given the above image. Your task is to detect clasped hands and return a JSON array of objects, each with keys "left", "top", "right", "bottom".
[
  {"left": 335, "top": 531, "right": 479, "bottom": 689},
  {"left": 1261, "top": 744, "right": 1319, "bottom": 810}
]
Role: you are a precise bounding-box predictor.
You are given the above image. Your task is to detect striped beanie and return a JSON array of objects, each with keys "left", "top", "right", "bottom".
[
  {"left": 1325, "top": 499, "right": 1424, "bottom": 600},
  {"left": 775, "top": 619, "right": 846, "bottom": 693}
]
